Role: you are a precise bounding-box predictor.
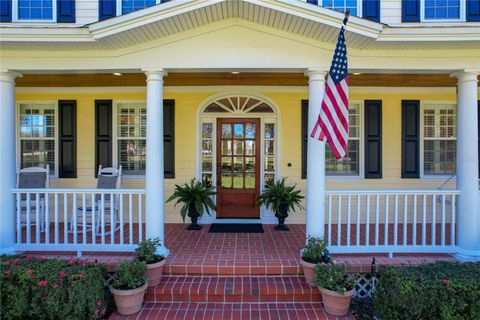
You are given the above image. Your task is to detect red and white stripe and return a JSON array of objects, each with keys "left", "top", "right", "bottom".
[{"left": 310, "top": 76, "right": 349, "bottom": 160}]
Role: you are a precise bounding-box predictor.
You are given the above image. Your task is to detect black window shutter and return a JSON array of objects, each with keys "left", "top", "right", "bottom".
[
  {"left": 306, "top": 0, "right": 318, "bottom": 4},
  {"left": 301, "top": 99, "right": 309, "bottom": 179},
  {"left": 362, "top": 0, "right": 380, "bottom": 22},
  {"left": 0, "top": 0, "right": 12, "bottom": 22},
  {"left": 467, "top": 0, "right": 480, "bottom": 22},
  {"left": 99, "top": 0, "right": 116, "bottom": 21},
  {"left": 163, "top": 99, "right": 175, "bottom": 179},
  {"left": 402, "top": 100, "right": 420, "bottom": 178},
  {"left": 59, "top": 100, "right": 77, "bottom": 178},
  {"left": 95, "top": 100, "right": 113, "bottom": 177},
  {"left": 364, "top": 100, "right": 382, "bottom": 178},
  {"left": 402, "top": 0, "right": 420, "bottom": 22},
  {"left": 57, "top": 0, "right": 75, "bottom": 23}
]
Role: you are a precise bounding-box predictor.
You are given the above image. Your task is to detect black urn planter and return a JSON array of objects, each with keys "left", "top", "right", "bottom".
[
  {"left": 187, "top": 206, "right": 202, "bottom": 230},
  {"left": 275, "top": 202, "right": 290, "bottom": 231}
]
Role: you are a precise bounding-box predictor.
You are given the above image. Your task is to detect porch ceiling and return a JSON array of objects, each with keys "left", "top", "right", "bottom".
[
  {"left": 14, "top": 72, "right": 459, "bottom": 87},
  {"left": 1, "top": 0, "right": 479, "bottom": 53}
]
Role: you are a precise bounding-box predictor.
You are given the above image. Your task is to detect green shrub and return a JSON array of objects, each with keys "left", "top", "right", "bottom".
[
  {"left": 313, "top": 263, "right": 356, "bottom": 294},
  {"left": 374, "top": 261, "right": 480, "bottom": 320},
  {"left": 135, "top": 238, "right": 164, "bottom": 264},
  {"left": 301, "top": 236, "right": 331, "bottom": 264},
  {"left": 111, "top": 260, "right": 146, "bottom": 290},
  {"left": 0, "top": 255, "right": 109, "bottom": 319}
]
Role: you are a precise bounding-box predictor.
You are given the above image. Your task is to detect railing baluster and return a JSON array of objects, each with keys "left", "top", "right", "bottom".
[
  {"left": 337, "top": 195, "right": 342, "bottom": 246},
  {"left": 45, "top": 193, "right": 50, "bottom": 244},
  {"left": 138, "top": 193, "right": 143, "bottom": 243},
  {"left": 119, "top": 193, "right": 124, "bottom": 245},
  {"left": 356, "top": 195, "right": 361, "bottom": 246},
  {"left": 441, "top": 195, "right": 446, "bottom": 246},
  {"left": 394, "top": 194, "right": 398, "bottom": 246},
  {"left": 16, "top": 193, "right": 21, "bottom": 244},
  {"left": 327, "top": 195, "right": 332, "bottom": 247},
  {"left": 422, "top": 194, "right": 427, "bottom": 246},
  {"left": 451, "top": 195, "right": 456, "bottom": 246},
  {"left": 129, "top": 193, "right": 133, "bottom": 245},
  {"left": 26, "top": 193, "right": 31, "bottom": 244},
  {"left": 110, "top": 192, "right": 115, "bottom": 245},
  {"left": 101, "top": 193, "right": 105, "bottom": 245},
  {"left": 403, "top": 194, "right": 408, "bottom": 245},
  {"left": 35, "top": 193, "right": 40, "bottom": 244},
  {"left": 92, "top": 193, "right": 96, "bottom": 245},
  {"left": 375, "top": 194, "right": 379, "bottom": 246},
  {"left": 64, "top": 193, "right": 68, "bottom": 244},
  {"left": 347, "top": 195, "right": 351, "bottom": 247},
  {"left": 384, "top": 194, "right": 389, "bottom": 246},
  {"left": 73, "top": 193, "right": 77, "bottom": 245},
  {"left": 412, "top": 194, "right": 417, "bottom": 246},
  {"left": 82, "top": 193, "right": 87, "bottom": 244},
  {"left": 365, "top": 195, "right": 370, "bottom": 246},
  {"left": 432, "top": 194, "right": 436, "bottom": 246},
  {"left": 54, "top": 193, "right": 59, "bottom": 244}
]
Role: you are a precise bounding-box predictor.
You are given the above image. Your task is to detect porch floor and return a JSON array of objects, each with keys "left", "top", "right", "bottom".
[{"left": 22, "top": 223, "right": 457, "bottom": 273}]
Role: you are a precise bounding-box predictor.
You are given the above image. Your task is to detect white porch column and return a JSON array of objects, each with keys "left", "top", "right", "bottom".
[
  {"left": 451, "top": 70, "right": 480, "bottom": 260},
  {"left": 144, "top": 69, "right": 169, "bottom": 256},
  {"left": 305, "top": 70, "right": 327, "bottom": 239},
  {"left": 0, "top": 70, "right": 21, "bottom": 254}
]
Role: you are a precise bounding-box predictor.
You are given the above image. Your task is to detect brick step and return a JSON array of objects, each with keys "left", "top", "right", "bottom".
[
  {"left": 145, "top": 276, "right": 320, "bottom": 303},
  {"left": 163, "top": 263, "right": 303, "bottom": 276},
  {"left": 109, "top": 302, "right": 355, "bottom": 320}
]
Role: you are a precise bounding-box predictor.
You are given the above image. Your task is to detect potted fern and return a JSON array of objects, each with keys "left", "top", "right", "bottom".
[
  {"left": 314, "top": 263, "right": 357, "bottom": 316},
  {"left": 136, "top": 238, "right": 166, "bottom": 287},
  {"left": 300, "top": 236, "right": 332, "bottom": 285},
  {"left": 166, "top": 179, "right": 216, "bottom": 230},
  {"left": 110, "top": 260, "right": 147, "bottom": 316},
  {"left": 257, "top": 178, "right": 304, "bottom": 230}
]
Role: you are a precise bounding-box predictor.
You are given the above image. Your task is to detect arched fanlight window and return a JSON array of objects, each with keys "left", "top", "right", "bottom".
[{"left": 204, "top": 96, "right": 275, "bottom": 113}]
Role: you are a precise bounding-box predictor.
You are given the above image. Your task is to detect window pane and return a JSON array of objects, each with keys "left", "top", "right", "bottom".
[
  {"left": 322, "top": 0, "right": 358, "bottom": 16},
  {"left": 265, "top": 123, "right": 275, "bottom": 139},
  {"left": 424, "top": 0, "right": 460, "bottom": 20},
  {"left": 233, "top": 124, "right": 244, "bottom": 138},
  {"left": 117, "top": 104, "right": 146, "bottom": 138},
  {"left": 222, "top": 140, "right": 232, "bottom": 156},
  {"left": 245, "top": 141, "right": 255, "bottom": 156},
  {"left": 245, "top": 173, "right": 255, "bottom": 189},
  {"left": 233, "top": 173, "right": 243, "bottom": 188},
  {"left": 202, "top": 123, "right": 213, "bottom": 139},
  {"left": 222, "top": 124, "right": 232, "bottom": 138},
  {"left": 245, "top": 123, "right": 255, "bottom": 138},
  {"left": 118, "top": 139, "right": 146, "bottom": 175},
  {"left": 233, "top": 140, "right": 243, "bottom": 155},
  {"left": 122, "top": 0, "right": 156, "bottom": 14},
  {"left": 202, "top": 156, "right": 212, "bottom": 172},
  {"left": 221, "top": 174, "right": 232, "bottom": 188},
  {"left": 202, "top": 140, "right": 212, "bottom": 156},
  {"left": 18, "top": 0, "right": 53, "bottom": 20}
]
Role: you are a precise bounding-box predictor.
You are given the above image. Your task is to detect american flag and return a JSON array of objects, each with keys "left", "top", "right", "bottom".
[{"left": 310, "top": 22, "right": 349, "bottom": 160}]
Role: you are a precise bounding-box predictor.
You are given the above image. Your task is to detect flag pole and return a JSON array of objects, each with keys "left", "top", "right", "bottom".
[{"left": 343, "top": 9, "right": 350, "bottom": 26}]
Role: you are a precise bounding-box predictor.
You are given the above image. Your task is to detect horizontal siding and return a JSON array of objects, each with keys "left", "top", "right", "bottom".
[
  {"left": 380, "top": 0, "right": 402, "bottom": 24},
  {"left": 15, "top": 88, "right": 469, "bottom": 224},
  {"left": 75, "top": 0, "right": 99, "bottom": 25}
]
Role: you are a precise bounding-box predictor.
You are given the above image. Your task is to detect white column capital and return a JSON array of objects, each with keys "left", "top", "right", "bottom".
[
  {"left": 450, "top": 70, "right": 479, "bottom": 84},
  {"left": 0, "top": 70, "right": 22, "bottom": 83},
  {"left": 304, "top": 69, "right": 327, "bottom": 82},
  {"left": 143, "top": 69, "right": 167, "bottom": 82}
]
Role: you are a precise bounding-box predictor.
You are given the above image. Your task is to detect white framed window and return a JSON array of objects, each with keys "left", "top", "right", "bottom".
[
  {"left": 114, "top": 102, "right": 147, "bottom": 176},
  {"left": 12, "top": 0, "right": 56, "bottom": 22},
  {"left": 326, "top": 102, "right": 363, "bottom": 177},
  {"left": 421, "top": 0, "right": 465, "bottom": 21},
  {"left": 421, "top": 102, "right": 457, "bottom": 177},
  {"left": 321, "top": 0, "right": 361, "bottom": 17},
  {"left": 117, "top": 0, "right": 159, "bottom": 15},
  {"left": 17, "top": 102, "right": 58, "bottom": 177}
]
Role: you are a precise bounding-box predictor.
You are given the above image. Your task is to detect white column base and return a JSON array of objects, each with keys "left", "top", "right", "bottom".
[
  {"left": 455, "top": 249, "right": 480, "bottom": 262},
  {"left": 0, "top": 247, "right": 17, "bottom": 255}
]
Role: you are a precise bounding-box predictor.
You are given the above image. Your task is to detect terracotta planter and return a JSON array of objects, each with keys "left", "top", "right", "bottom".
[
  {"left": 145, "top": 259, "right": 166, "bottom": 287},
  {"left": 319, "top": 287, "right": 355, "bottom": 316},
  {"left": 111, "top": 281, "right": 148, "bottom": 316},
  {"left": 299, "top": 259, "right": 317, "bottom": 286}
]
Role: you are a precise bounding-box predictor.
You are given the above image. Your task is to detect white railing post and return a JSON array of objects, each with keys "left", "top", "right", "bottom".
[
  {"left": 0, "top": 70, "right": 21, "bottom": 254},
  {"left": 451, "top": 71, "right": 480, "bottom": 261},
  {"left": 305, "top": 69, "right": 327, "bottom": 240},
  {"left": 144, "top": 69, "right": 169, "bottom": 257}
]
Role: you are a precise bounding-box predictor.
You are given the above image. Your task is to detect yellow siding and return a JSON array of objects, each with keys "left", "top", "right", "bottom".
[{"left": 15, "top": 88, "right": 466, "bottom": 224}]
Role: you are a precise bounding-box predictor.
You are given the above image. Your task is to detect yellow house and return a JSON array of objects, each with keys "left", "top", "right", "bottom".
[{"left": 0, "top": 0, "right": 479, "bottom": 261}]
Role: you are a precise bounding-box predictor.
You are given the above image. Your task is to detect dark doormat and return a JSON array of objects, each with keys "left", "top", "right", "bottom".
[{"left": 208, "top": 223, "right": 264, "bottom": 233}]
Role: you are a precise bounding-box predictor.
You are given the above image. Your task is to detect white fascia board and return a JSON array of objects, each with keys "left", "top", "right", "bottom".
[
  {"left": 379, "top": 25, "right": 480, "bottom": 42},
  {"left": 89, "top": 0, "right": 221, "bottom": 39},
  {"left": 0, "top": 27, "right": 93, "bottom": 42},
  {"left": 270, "top": 0, "right": 382, "bottom": 38}
]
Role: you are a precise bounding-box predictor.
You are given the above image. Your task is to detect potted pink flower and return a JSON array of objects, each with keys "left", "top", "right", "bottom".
[
  {"left": 300, "top": 236, "right": 331, "bottom": 285},
  {"left": 110, "top": 260, "right": 147, "bottom": 316},
  {"left": 313, "top": 263, "right": 357, "bottom": 316},
  {"left": 135, "top": 238, "right": 166, "bottom": 287}
]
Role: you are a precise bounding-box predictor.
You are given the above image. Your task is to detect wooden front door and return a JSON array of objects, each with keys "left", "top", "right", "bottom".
[{"left": 216, "top": 118, "right": 260, "bottom": 218}]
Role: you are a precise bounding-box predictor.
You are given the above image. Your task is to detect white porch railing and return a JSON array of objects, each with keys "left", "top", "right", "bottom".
[
  {"left": 12, "top": 188, "right": 145, "bottom": 255},
  {"left": 325, "top": 190, "right": 459, "bottom": 256}
]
